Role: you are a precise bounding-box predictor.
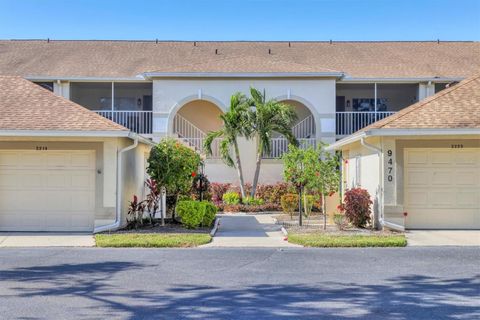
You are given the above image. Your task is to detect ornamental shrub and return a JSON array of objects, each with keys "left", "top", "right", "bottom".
[
  {"left": 176, "top": 200, "right": 204, "bottom": 229},
  {"left": 243, "top": 196, "right": 264, "bottom": 206},
  {"left": 147, "top": 138, "right": 201, "bottom": 217},
  {"left": 343, "top": 188, "right": 372, "bottom": 228},
  {"left": 210, "top": 183, "right": 231, "bottom": 203},
  {"left": 223, "top": 191, "right": 240, "bottom": 205},
  {"left": 281, "top": 193, "right": 299, "bottom": 219},
  {"left": 255, "top": 182, "right": 291, "bottom": 204},
  {"left": 201, "top": 201, "right": 217, "bottom": 227}
]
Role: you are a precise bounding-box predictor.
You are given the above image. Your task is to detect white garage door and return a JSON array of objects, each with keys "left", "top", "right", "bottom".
[
  {"left": 404, "top": 148, "right": 480, "bottom": 229},
  {"left": 0, "top": 150, "right": 95, "bottom": 232}
]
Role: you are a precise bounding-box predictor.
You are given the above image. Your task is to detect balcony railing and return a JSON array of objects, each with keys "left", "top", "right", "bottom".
[
  {"left": 336, "top": 111, "right": 396, "bottom": 136},
  {"left": 94, "top": 110, "right": 153, "bottom": 134},
  {"left": 178, "top": 137, "right": 222, "bottom": 159},
  {"left": 263, "top": 138, "right": 317, "bottom": 159}
]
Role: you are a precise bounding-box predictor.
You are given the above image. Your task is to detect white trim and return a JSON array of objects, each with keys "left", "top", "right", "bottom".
[
  {"left": 26, "top": 76, "right": 149, "bottom": 82},
  {"left": 0, "top": 130, "right": 130, "bottom": 137},
  {"left": 143, "top": 72, "right": 344, "bottom": 79},
  {"left": 339, "top": 77, "right": 464, "bottom": 83},
  {"left": 367, "top": 128, "right": 480, "bottom": 136},
  {"left": 328, "top": 128, "right": 480, "bottom": 150}
]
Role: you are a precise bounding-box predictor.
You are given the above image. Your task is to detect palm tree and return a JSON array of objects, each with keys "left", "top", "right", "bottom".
[
  {"left": 204, "top": 92, "right": 250, "bottom": 198},
  {"left": 248, "top": 88, "right": 298, "bottom": 198}
]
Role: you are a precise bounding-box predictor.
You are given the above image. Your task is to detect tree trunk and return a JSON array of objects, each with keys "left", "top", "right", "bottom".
[
  {"left": 233, "top": 140, "right": 247, "bottom": 199},
  {"left": 322, "top": 193, "right": 327, "bottom": 230},
  {"left": 250, "top": 141, "right": 263, "bottom": 198}
]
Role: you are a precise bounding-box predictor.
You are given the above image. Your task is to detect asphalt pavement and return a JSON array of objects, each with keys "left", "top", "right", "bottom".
[{"left": 0, "top": 247, "right": 478, "bottom": 319}]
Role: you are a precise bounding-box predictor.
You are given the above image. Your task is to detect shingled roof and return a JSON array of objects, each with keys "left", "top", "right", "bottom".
[
  {"left": 0, "top": 40, "right": 478, "bottom": 78},
  {"left": 0, "top": 76, "right": 128, "bottom": 133},
  {"left": 362, "top": 73, "right": 480, "bottom": 130}
]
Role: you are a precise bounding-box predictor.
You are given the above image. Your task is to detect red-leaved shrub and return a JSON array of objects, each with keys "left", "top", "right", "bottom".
[
  {"left": 342, "top": 188, "right": 372, "bottom": 228},
  {"left": 210, "top": 183, "right": 231, "bottom": 203}
]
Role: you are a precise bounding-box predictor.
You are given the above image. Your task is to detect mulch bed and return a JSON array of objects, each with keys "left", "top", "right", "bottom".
[
  {"left": 101, "top": 220, "right": 211, "bottom": 234},
  {"left": 274, "top": 213, "right": 402, "bottom": 235}
]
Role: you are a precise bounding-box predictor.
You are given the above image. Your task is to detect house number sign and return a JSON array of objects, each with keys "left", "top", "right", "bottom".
[
  {"left": 386, "top": 149, "right": 393, "bottom": 182},
  {"left": 35, "top": 146, "right": 48, "bottom": 150}
]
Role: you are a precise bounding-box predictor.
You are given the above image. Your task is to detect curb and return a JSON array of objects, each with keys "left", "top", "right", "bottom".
[{"left": 210, "top": 217, "right": 221, "bottom": 237}]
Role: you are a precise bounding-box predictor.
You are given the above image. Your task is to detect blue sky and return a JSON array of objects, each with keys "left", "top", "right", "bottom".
[{"left": 0, "top": 0, "right": 478, "bottom": 41}]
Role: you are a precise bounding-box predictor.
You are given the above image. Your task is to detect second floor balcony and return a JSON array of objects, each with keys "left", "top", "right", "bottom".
[{"left": 336, "top": 111, "right": 396, "bottom": 136}]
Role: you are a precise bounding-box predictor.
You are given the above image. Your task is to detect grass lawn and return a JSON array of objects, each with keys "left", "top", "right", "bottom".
[
  {"left": 288, "top": 233, "right": 407, "bottom": 247},
  {"left": 95, "top": 233, "right": 212, "bottom": 248}
]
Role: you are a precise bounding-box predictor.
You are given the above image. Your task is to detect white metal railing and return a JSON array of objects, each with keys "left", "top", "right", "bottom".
[
  {"left": 292, "top": 114, "right": 315, "bottom": 138},
  {"left": 264, "top": 138, "right": 317, "bottom": 159},
  {"left": 173, "top": 114, "right": 221, "bottom": 158},
  {"left": 173, "top": 114, "right": 206, "bottom": 141},
  {"left": 336, "top": 111, "right": 396, "bottom": 136},
  {"left": 94, "top": 110, "right": 153, "bottom": 134},
  {"left": 179, "top": 137, "right": 222, "bottom": 158}
]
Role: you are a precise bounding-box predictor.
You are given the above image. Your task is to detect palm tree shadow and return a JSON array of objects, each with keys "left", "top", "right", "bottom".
[{"left": 0, "top": 261, "right": 478, "bottom": 319}]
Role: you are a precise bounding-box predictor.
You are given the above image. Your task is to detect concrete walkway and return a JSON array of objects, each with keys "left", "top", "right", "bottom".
[
  {"left": 406, "top": 230, "right": 480, "bottom": 246},
  {"left": 0, "top": 233, "right": 95, "bottom": 247},
  {"left": 203, "top": 213, "right": 300, "bottom": 247}
]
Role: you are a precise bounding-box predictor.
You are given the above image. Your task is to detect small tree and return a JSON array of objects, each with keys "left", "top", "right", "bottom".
[
  {"left": 307, "top": 144, "right": 341, "bottom": 230},
  {"left": 248, "top": 88, "right": 298, "bottom": 198},
  {"left": 204, "top": 93, "right": 250, "bottom": 198},
  {"left": 147, "top": 138, "right": 201, "bottom": 219},
  {"left": 283, "top": 145, "right": 317, "bottom": 226}
]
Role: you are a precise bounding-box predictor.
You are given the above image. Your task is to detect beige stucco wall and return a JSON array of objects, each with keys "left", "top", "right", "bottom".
[
  {"left": 340, "top": 135, "right": 480, "bottom": 229},
  {"left": 152, "top": 78, "right": 335, "bottom": 184},
  {"left": 0, "top": 136, "right": 150, "bottom": 230},
  {"left": 152, "top": 78, "right": 336, "bottom": 140}
]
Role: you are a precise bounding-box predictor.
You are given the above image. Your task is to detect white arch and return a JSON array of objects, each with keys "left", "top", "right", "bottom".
[
  {"left": 273, "top": 94, "right": 320, "bottom": 137},
  {"left": 167, "top": 94, "right": 226, "bottom": 135}
]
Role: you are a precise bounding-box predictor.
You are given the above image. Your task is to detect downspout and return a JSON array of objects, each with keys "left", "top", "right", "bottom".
[
  {"left": 94, "top": 134, "right": 139, "bottom": 233},
  {"left": 360, "top": 137, "right": 383, "bottom": 229}
]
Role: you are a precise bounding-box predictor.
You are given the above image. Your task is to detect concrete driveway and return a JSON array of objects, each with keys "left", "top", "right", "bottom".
[
  {"left": 406, "top": 230, "right": 480, "bottom": 246},
  {"left": 0, "top": 233, "right": 95, "bottom": 247}
]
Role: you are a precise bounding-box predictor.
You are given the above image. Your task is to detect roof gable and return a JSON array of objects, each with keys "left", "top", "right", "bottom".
[
  {"left": 0, "top": 76, "right": 128, "bottom": 133},
  {"left": 362, "top": 73, "right": 480, "bottom": 130}
]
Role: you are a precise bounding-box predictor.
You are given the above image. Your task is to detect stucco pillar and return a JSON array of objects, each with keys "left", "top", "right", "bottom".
[
  {"left": 53, "top": 81, "right": 70, "bottom": 99},
  {"left": 418, "top": 83, "right": 435, "bottom": 101}
]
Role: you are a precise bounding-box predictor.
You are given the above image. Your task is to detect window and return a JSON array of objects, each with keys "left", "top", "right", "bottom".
[
  {"left": 355, "top": 156, "right": 361, "bottom": 187},
  {"left": 70, "top": 82, "right": 153, "bottom": 111}
]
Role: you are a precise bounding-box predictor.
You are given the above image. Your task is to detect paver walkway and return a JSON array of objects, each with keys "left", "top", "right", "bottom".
[{"left": 203, "top": 213, "right": 300, "bottom": 247}]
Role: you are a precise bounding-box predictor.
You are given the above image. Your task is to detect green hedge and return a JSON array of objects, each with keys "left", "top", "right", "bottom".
[
  {"left": 201, "top": 201, "right": 217, "bottom": 227},
  {"left": 176, "top": 200, "right": 217, "bottom": 229}
]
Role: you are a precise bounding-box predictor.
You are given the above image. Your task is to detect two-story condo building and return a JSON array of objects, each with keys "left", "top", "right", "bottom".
[{"left": 0, "top": 40, "right": 479, "bottom": 184}]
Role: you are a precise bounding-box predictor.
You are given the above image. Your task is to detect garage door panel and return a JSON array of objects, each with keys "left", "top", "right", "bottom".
[
  {"left": 455, "top": 151, "right": 479, "bottom": 165},
  {"left": 0, "top": 150, "right": 95, "bottom": 232},
  {"left": 456, "top": 191, "right": 479, "bottom": 207},
  {"left": 405, "top": 148, "right": 480, "bottom": 229},
  {"left": 431, "top": 170, "right": 452, "bottom": 185},
  {"left": 430, "top": 150, "right": 454, "bottom": 165},
  {"left": 406, "top": 170, "right": 429, "bottom": 186},
  {"left": 406, "top": 150, "right": 428, "bottom": 165},
  {"left": 455, "top": 170, "right": 478, "bottom": 186},
  {"left": 0, "top": 152, "right": 19, "bottom": 167},
  {"left": 405, "top": 189, "right": 428, "bottom": 206}
]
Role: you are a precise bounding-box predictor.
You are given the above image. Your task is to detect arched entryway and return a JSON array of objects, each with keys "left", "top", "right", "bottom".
[
  {"left": 264, "top": 99, "right": 317, "bottom": 158},
  {"left": 172, "top": 99, "right": 224, "bottom": 157}
]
